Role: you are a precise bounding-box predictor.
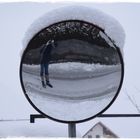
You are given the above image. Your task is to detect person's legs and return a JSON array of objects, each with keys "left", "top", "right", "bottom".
[
  {"left": 40, "top": 64, "right": 45, "bottom": 87},
  {"left": 42, "top": 63, "right": 53, "bottom": 88},
  {"left": 44, "top": 63, "right": 53, "bottom": 88},
  {"left": 44, "top": 63, "right": 49, "bottom": 83}
]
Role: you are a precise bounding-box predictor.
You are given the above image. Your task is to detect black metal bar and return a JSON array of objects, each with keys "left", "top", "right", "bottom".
[
  {"left": 30, "top": 114, "right": 140, "bottom": 123},
  {"left": 30, "top": 115, "right": 35, "bottom": 123},
  {"left": 68, "top": 123, "right": 76, "bottom": 137},
  {"left": 30, "top": 114, "right": 45, "bottom": 123}
]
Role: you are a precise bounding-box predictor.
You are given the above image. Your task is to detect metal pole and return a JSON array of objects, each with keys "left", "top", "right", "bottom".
[{"left": 68, "top": 123, "right": 76, "bottom": 137}]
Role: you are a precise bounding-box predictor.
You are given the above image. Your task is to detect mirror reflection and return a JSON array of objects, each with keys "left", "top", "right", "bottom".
[{"left": 21, "top": 20, "right": 122, "bottom": 122}]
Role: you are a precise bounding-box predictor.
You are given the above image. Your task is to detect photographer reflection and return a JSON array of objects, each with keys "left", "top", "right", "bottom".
[{"left": 40, "top": 39, "right": 56, "bottom": 88}]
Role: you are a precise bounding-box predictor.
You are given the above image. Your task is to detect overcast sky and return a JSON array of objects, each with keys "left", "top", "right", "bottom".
[{"left": 0, "top": 2, "right": 140, "bottom": 138}]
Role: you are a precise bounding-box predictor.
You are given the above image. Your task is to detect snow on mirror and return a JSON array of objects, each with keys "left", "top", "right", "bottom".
[{"left": 21, "top": 20, "right": 123, "bottom": 123}]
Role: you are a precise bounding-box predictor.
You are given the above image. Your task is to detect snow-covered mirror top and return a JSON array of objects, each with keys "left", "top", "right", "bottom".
[{"left": 22, "top": 5, "right": 125, "bottom": 53}]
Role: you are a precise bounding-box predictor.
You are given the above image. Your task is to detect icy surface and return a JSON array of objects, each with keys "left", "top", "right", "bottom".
[
  {"left": 22, "top": 5, "right": 125, "bottom": 54},
  {"left": 22, "top": 63, "right": 121, "bottom": 121}
]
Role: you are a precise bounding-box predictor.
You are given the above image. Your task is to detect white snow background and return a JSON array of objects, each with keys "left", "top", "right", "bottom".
[{"left": 0, "top": 2, "right": 140, "bottom": 138}]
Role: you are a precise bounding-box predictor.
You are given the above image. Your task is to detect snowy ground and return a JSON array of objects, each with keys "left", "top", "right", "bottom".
[
  {"left": 0, "top": 120, "right": 69, "bottom": 138},
  {"left": 22, "top": 62, "right": 121, "bottom": 121},
  {"left": 23, "top": 62, "right": 121, "bottom": 80}
]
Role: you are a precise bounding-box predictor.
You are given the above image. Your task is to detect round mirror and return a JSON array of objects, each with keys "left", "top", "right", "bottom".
[{"left": 20, "top": 20, "right": 124, "bottom": 123}]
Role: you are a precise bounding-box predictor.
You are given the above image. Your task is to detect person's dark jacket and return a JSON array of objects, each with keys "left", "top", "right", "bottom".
[{"left": 40, "top": 43, "right": 53, "bottom": 64}]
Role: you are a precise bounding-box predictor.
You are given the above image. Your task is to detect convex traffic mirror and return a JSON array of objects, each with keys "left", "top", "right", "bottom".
[{"left": 20, "top": 20, "right": 124, "bottom": 123}]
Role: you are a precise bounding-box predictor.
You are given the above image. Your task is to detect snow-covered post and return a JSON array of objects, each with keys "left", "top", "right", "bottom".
[{"left": 20, "top": 5, "right": 125, "bottom": 138}]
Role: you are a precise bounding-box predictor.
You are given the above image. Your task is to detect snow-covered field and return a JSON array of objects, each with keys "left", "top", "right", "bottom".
[
  {"left": 22, "top": 62, "right": 121, "bottom": 121},
  {"left": 23, "top": 62, "right": 121, "bottom": 79},
  {"left": 0, "top": 120, "right": 69, "bottom": 138}
]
